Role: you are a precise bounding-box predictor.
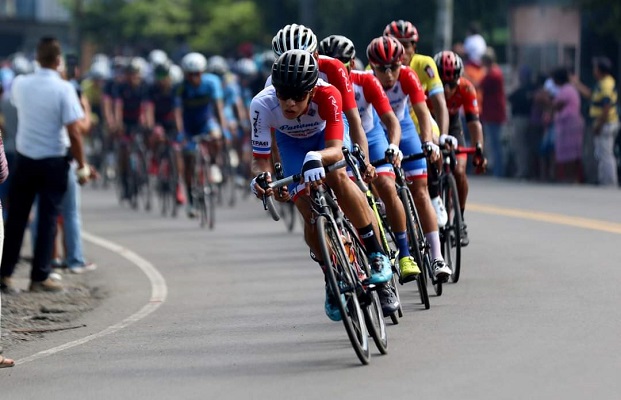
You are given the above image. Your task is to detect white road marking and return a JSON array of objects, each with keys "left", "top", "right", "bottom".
[{"left": 15, "top": 231, "right": 168, "bottom": 365}]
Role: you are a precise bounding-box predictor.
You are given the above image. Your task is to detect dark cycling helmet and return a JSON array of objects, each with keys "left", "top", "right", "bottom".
[
  {"left": 383, "top": 20, "right": 419, "bottom": 43},
  {"left": 272, "top": 24, "right": 318, "bottom": 57},
  {"left": 433, "top": 50, "right": 464, "bottom": 83},
  {"left": 366, "top": 36, "right": 404, "bottom": 66},
  {"left": 271, "top": 49, "right": 318, "bottom": 93},
  {"left": 318, "top": 35, "right": 356, "bottom": 64},
  {"left": 153, "top": 62, "right": 171, "bottom": 79}
]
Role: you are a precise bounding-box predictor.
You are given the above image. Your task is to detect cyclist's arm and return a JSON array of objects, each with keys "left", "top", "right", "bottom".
[
  {"left": 380, "top": 111, "right": 401, "bottom": 147},
  {"left": 344, "top": 107, "right": 369, "bottom": 160},
  {"left": 144, "top": 101, "right": 155, "bottom": 130},
  {"left": 466, "top": 116, "right": 484, "bottom": 150},
  {"left": 429, "top": 92, "right": 449, "bottom": 135},
  {"left": 114, "top": 98, "right": 123, "bottom": 131},
  {"left": 174, "top": 107, "right": 184, "bottom": 134},
  {"left": 214, "top": 99, "right": 229, "bottom": 134},
  {"left": 412, "top": 101, "right": 433, "bottom": 143},
  {"left": 251, "top": 156, "right": 273, "bottom": 177},
  {"left": 365, "top": 73, "right": 401, "bottom": 147}
]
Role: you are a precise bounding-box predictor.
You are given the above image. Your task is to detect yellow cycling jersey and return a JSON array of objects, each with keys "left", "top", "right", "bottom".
[
  {"left": 409, "top": 54, "right": 443, "bottom": 137},
  {"left": 365, "top": 57, "right": 441, "bottom": 138}
]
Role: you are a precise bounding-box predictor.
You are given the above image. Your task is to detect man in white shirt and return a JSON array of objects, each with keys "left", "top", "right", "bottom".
[{"left": 0, "top": 36, "right": 89, "bottom": 293}]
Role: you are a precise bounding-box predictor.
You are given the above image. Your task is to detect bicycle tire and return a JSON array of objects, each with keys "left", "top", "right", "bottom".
[
  {"left": 344, "top": 220, "right": 387, "bottom": 354},
  {"left": 317, "top": 215, "right": 370, "bottom": 365},
  {"left": 377, "top": 202, "right": 404, "bottom": 322},
  {"left": 442, "top": 173, "right": 462, "bottom": 283},
  {"left": 398, "top": 187, "right": 431, "bottom": 308}
]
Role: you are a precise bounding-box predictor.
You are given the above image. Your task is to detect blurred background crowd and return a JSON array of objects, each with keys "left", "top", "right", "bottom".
[{"left": 0, "top": 0, "right": 619, "bottom": 187}]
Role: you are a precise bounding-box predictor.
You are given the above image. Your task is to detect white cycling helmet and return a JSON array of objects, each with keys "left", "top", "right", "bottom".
[
  {"left": 272, "top": 24, "right": 318, "bottom": 56},
  {"left": 89, "top": 61, "right": 111, "bottom": 80},
  {"left": 181, "top": 52, "right": 207, "bottom": 73},
  {"left": 169, "top": 64, "right": 184, "bottom": 85},
  {"left": 149, "top": 49, "right": 168, "bottom": 66},
  {"left": 207, "top": 55, "right": 229, "bottom": 75},
  {"left": 234, "top": 58, "right": 258, "bottom": 77}
]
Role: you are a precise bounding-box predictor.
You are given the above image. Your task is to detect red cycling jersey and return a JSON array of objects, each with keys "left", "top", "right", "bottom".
[
  {"left": 433, "top": 77, "right": 480, "bottom": 118},
  {"left": 317, "top": 55, "right": 357, "bottom": 111}
]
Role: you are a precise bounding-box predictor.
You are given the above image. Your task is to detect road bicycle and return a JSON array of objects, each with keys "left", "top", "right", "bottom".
[
  {"left": 191, "top": 135, "right": 217, "bottom": 229},
  {"left": 118, "top": 130, "right": 152, "bottom": 212},
  {"left": 359, "top": 147, "right": 433, "bottom": 306},
  {"left": 434, "top": 144, "right": 479, "bottom": 283},
  {"left": 345, "top": 146, "right": 406, "bottom": 323},
  {"left": 260, "top": 154, "right": 387, "bottom": 365},
  {"left": 153, "top": 130, "right": 180, "bottom": 217}
]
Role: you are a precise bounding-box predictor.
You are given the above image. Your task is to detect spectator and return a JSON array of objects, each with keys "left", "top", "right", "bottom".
[
  {"left": 0, "top": 128, "right": 14, "bottom": 368},
  {"left": 508, "top": 65, "right": 537, "bottom": 179},
  {"left": 531, "top": 74, "right": 554, "bottom": 181},
  {"left": 0, "top": 36, "right": 89, "bottom": 294},
  {"left": 573, "top": 57, "right": 619, "bottom": 186},
  {"left": 552, "top": 67, "right": 584, "bottom": 183},
  {"left": 479, "top": 47, "right": 507, "bottom": 177},
  {"left": 31, "top": 55, "right": 97, "bottom": 274},
  {"left": 463, "top": 23, "right": 487, "bottom": 66},
  {"left": 0, "top": 56, "right": 32, "bottom": 219}
]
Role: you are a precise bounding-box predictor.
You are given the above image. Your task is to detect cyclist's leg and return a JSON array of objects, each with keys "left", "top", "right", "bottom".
[
  {"left": 400, "top": 120, "right": 451, "bottom": 280},
  {"left": 181, "top": 133, "right": 198, "bottom": 213},
  {"left": 368, "top": 130, "right": 419, "bottom": 277}
]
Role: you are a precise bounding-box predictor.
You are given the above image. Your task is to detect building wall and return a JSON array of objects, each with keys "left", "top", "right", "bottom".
[{"left": 510, "top": 5, "right": 581, "bottom": 75}]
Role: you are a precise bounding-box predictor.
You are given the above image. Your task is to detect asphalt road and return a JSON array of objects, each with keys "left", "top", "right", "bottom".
[{"left": 2, "top": 178, "right": 621, "bottom": 400}]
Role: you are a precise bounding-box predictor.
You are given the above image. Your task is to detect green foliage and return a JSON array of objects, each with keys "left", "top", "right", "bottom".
[{"left": 189, "top": 0, "right": 264, "bottom": 54}]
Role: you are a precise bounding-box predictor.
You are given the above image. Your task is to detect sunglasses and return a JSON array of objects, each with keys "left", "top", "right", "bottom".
[
  {"left": 372, "top": 63, "right": 401, "bottom": 73},
  {"left": 275, "top": 90, "right": 310, "bottom": 102}
]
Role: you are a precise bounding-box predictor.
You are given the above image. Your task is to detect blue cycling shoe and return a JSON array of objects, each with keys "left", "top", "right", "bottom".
[
  {"left": 367, "top": 252, "right": 393, "bottom": 284},
  {"left": 325, "top": 285, "right": 343, "bottom": 321}
]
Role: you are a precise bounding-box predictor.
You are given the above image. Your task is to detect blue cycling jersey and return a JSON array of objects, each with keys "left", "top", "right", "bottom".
[{"left": 175, "top": 73, "right": 223, "bottom": 135}]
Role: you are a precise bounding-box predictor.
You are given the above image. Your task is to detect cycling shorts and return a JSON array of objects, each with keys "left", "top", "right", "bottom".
[
  {"left": 276, "top": 118, "right": 351, "bottom": 200},
  {"left": 397, "top": 115, "right": 427, "bottom": 181},
  {"left": 366, "top": 123, "right": 394, "bottom": 177}
]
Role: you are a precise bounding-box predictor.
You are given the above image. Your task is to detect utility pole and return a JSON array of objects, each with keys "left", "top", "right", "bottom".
[{"left": 434, "top": 0, "right": 454, "bottom": 53}]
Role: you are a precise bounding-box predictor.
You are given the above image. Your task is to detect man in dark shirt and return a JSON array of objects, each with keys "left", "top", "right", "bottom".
[{"left": 508, "top": 65, "right": 537, "bottom": 179}]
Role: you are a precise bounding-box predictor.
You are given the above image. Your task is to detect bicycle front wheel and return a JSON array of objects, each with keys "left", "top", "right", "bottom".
[{"left": 317, "top": 215, "right": 370, "bottom": 365}]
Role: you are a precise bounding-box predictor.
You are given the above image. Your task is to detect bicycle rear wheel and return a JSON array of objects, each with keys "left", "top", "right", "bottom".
[
  {"left": 442, "top": 173, "right": 462, "bottom": 283},
  {"left": 317, "top": 215, "right": 370, "bottom": 365}
]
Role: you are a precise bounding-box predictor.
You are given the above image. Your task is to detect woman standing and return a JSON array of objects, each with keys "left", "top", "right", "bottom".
[
  {"left": 552, "top": 68, "right": 584, "bottom": 183},
  {"left": 0, "top": 129, "right": 14, "bottom": 368}
]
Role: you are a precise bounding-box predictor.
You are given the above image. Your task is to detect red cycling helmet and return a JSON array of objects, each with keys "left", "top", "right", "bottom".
[
  {"left": 383, "top": 20, "right": 419, "bottom": 43},
  {"left": 433, "top": 50, "right": 464, "bottom": 83},
  {"left": 366, "top": 36, "right": 405, "bottom": 66}
]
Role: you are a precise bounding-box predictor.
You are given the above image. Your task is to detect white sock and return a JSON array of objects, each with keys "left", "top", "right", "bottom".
[{"left": 425, "top": 231, "right": 443, "bottom": 261}]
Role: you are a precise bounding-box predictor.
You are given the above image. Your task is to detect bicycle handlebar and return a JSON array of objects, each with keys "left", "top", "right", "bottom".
[{"left": 268, "top": 159, "right": 348, "bottom": 190}]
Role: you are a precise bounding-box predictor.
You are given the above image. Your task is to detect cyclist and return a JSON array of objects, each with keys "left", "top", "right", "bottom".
[
  {"left": 318, "top": 34, "right": 420, "bottom": 282},
  {"left": 433, "top": 51, "right": 487, "bottom": 246},
  {"left": 207, "top": 55, "right": 249, "bottom": 178},
  {"left": 367, "top": 36, "right": 451, "bottom": 281},
  {"left": 174, "top": 52, "right": 228, "bottom": 217},
  {"left": 383, "top": 20, "right": 450, "bottom": 228},
  {"left": 270, "top": 24, "right": 371, "bottom": 164},
  {"left": 113, "top": 58, "right": 149, "bottom": 199},
  {"left": 145, "top": 61, "right": 184, "bottom": 204},
  {"left": 250, "top": 50, "right": 397, "bottom": 320}
]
